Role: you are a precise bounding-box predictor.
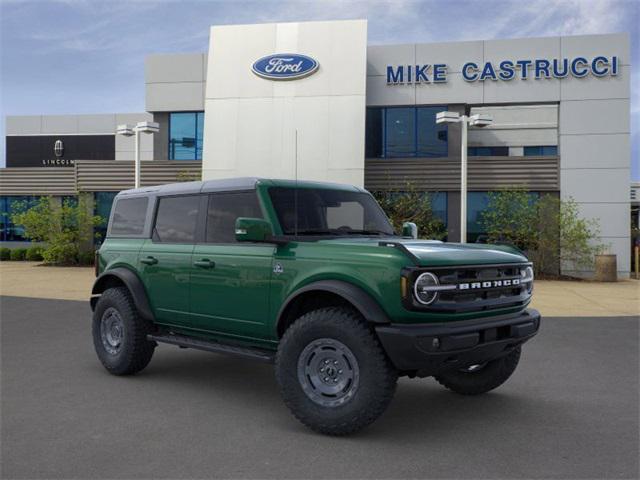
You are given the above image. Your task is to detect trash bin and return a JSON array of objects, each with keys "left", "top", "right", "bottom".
[{"left": 594, "top": 254, "right": 617, "bottom": 282}]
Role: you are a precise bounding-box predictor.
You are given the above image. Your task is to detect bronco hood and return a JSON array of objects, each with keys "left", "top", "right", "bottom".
[
  {"left": 394, "top": 240, "right": 528, "bottom": 267},
  {"left": 319, "top": 237, "right": 528, "bottom": 267}
]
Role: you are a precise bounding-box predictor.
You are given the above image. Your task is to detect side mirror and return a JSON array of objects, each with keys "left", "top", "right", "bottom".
[
  {"left": 402, "top": 222, "right": 418, "bottom": 239},
  {"left": 235, "top": 217, "right": 272, "bottom": 242}
]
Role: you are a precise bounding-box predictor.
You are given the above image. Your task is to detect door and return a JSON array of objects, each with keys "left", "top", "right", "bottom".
[
  {"left": 139, "top": 194, "right": 201, "bottom": 328},
  {"left": 190, "top": 191, "right": 274, "bottom": 339}
]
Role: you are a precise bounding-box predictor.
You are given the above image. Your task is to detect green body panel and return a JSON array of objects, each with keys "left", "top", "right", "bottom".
[
  {"left": 97, "top": 178, "right": 532, "bottom": 349},
  {"left": 190, "top": 243, "right": 275, "bottom": 339},
  {"left": 139, "top": 239, "right": 194, "bottom": 327}
]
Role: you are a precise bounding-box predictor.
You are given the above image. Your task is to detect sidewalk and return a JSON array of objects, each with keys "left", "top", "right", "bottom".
[{"left": 0, "top": 262, "right": 638, "bottom": 317}]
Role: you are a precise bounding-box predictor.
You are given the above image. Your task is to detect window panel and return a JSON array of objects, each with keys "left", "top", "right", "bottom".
[
  {"left": 110, "top": 197, "right": 148, "bottom": 236},
  {"left": 365, "top": 108, "right": 383, "bottom": 158},
  {"left": 94, "top": 192, "right": 118, "bottom": 243},
  {"left": 206, "top": 192, "right": 263, "bottom": 243},
  {"left": 417, "top": 107, "right": 448, "bottom": 157},
  {"left": 365, "top": 106, "right": 448, "bottom": 158},
  {"left": 0, "top": 196, "right": 39, "bottom": 242},
  {"left": 154, "top": 195, "right": 200, "bottom": 243},
  {"left": 168, "top": 112, "right": 204, "bottom": 160},
  {"left": 524, "top": 145, "right": 558, "bottom": 156},
  {"left": 385, "top": 108, "right": 415, "bottom": 157}
]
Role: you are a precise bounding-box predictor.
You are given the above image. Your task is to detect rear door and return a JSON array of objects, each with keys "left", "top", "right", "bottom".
[
  {"left": 190, "top": 191, "right": 274, "bottom": 339},
  {"left": 139, "top": 194, "right": 202, "bottom": 328}
]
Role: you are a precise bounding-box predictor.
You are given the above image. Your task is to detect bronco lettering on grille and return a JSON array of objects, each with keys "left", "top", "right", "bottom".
[{"left": 458, "top": 278, "right": 521, "bottom": 290}]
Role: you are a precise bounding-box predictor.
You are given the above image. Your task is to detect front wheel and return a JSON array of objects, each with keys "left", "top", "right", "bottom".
[
  {"left": 275, "top": 307, "right": 398, "bottom": 436},
  {"left": 434, "top": 347, "right": 521, "bottom": 395}
]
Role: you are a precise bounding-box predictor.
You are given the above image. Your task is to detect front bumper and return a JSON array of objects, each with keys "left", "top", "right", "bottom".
[{"left": 375, "top": 308, "right": 541, "bottom": 376}]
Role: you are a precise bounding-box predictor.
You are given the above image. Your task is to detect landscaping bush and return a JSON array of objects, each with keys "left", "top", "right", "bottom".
[
  {"left": 480, "top": 188, "right": 604, "bottom": 276},
  {"left": 373, "top": 183, "right": 447, "bottom": 240},
  {"left": 9, "top": 248, "right": 27, "bottom": 261},
  {"left": 10, "top": 196, "right": 104, "bottom": 266},
  {"left": 25, "top": 246, "right": 44, "bottom": 261},
  {"left": 0, "top": 247, "right": 11, "bottom": 261},
  {"left": 78, "top": 251, "right": 95, "bottom": 266}
]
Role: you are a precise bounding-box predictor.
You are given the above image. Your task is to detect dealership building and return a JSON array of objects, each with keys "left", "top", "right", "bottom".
[{"left": 0, "top": 20, "right": 633, "bottom": 276}]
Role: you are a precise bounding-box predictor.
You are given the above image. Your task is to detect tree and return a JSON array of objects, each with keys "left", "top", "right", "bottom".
[
  {"left": 480, "top": 188, "right": 604, "bottom": 276},
  {"left": 373, "top": 184, "right": 447, "bottom": 240},
  {"left": 11, "top": 196, "right": 104, "bottom": 265}
]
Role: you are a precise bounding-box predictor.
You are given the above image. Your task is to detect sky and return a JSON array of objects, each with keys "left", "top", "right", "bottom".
[{"left": 1, "top": 0, "right": 638, "bottom": 179}]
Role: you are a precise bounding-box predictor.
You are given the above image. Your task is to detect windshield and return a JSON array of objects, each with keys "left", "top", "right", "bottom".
[{"left": 268, "top": 187, "right": 395, "bottom": 236}]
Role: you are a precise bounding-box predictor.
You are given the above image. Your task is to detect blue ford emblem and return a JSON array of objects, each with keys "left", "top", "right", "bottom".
[{"left": 252, "top": 53, "right": 319, "bottom": 80}]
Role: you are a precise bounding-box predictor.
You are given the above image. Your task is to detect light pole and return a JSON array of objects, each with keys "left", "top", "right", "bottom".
[
  {"left": 116, "top": 121, "right": 159, "bottom": 188},
  {"left": 436, "top": 111, "right": 492, "bottom": 243}
]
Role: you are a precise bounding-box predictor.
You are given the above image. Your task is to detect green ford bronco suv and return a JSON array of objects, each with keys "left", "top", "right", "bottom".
[{"left": 91, "top": 177, "right": 540, "bottom": 435}]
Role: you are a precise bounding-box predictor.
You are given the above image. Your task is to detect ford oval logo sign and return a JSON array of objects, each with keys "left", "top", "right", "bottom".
[{"left": 252, "top": 53, "right": 319, "bottom": 80}]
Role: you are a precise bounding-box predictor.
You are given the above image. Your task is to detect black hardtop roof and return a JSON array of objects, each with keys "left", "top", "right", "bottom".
[{"left": 115, "top": 177, "right": 365, "bottom": 199}]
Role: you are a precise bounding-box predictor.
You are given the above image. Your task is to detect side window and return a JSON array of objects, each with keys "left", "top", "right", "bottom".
[
  {"left": 109, "top": 197, "right": 148, "bottom": 236},
  {"left": 206, "top": 192, "right": 263, "bottom": 243},
  {"left": 153, "top": 195, "right": 200, "bottom": 243}
]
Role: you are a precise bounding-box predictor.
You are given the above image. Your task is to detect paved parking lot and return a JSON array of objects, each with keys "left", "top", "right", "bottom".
[{"left": 1, "top": 296, "right": 638, "bottom": 479}]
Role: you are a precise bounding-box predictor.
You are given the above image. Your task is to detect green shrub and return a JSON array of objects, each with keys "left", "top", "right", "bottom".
[
  {"left": 77, "top": 251, "right": 95, "bottom": 266},
  {"left": 0, "top": 247, "right": 10, "bottom": 261},
  {"left": 480, "top": 189, "right": 604, "bottom": 276},
  {"left": 372, "top": 183, "right": 447, "bottom": 240},
  {"left": 9, "top": 248, "right": 27, "bottom": 261},
  {"left": 25, "top": 246, "right": 44, "bottom": 261},
  {"left": 10, "top": 195, "right": 103, "bottom": 266}
]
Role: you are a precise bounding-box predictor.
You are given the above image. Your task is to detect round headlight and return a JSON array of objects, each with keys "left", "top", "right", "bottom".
[
  {"left": 521, "top": 266, "right": 534, "bottom": 293},
  {"left": 414, "top": 272, "right": 440, "bottom": 305}
]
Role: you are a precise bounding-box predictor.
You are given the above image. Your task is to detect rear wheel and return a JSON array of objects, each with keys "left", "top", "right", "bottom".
[
  {"left": 275, "top": 307, "right": 398, "bottom": 436},
  {"left": 434, "top": 347, "right": 521, "bottom": 395},
  {"left": 92, "top": 287, "right": 156, "bottom": 375}
]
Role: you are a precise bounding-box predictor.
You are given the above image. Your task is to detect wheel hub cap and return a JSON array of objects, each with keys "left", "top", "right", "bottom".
[
  {"left": 297, "top": 338, "right": 360, "bottom": 407},
  {"left": 100, "top": 307, "right": 124, "bottom": 355}
]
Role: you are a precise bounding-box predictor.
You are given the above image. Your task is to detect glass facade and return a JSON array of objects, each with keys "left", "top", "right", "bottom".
[
  {"left": 365, "top": 106, "right": 448, "bottom": 158},
  {"left": 169, "top": 112, "right": 204, "bottom": 160},
  {"left": 524, "top": 145, "right": 558, "bottom": 156},
  {"left": 468, "top": 146, "right": 509, "bottom": 156},
  {"left": 94, "top": 192, "right": 118, "bottom": 243},
  {"left": 0, "top": 196, "right": 39, "bottom": 242}
]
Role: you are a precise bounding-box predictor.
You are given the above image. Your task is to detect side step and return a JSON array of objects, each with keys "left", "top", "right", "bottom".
[{"left": 147, "top": 333, "right": 275, "bottom": 364}]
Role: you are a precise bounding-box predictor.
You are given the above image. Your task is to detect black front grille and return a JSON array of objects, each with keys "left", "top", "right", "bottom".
[{"left": 406, "top": 263, "right": 532, "bottom": 313}]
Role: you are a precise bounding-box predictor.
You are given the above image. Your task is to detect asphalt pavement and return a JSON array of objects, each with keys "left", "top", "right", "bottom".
[{"left": 1, "top": 296, "right": 638, "bottom": 479}]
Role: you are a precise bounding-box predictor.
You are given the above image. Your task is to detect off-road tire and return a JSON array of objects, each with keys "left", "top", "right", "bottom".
[
  {"left": 275, "top": 307, "right": 398, "bottom": 436},
  {"left": 92, "top": 286, "right": 156, "bottom": 375},
  {"left": 434, "top": 347, "right": 521, "bottom": 395}
]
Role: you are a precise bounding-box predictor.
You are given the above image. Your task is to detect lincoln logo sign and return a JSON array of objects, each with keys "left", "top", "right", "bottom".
[
  {"left": 54, "top": 139, "right": 64, "bottom": 158},
  {"left": 252, "top": 53, "right": 319, "bottom": 80},
  {"left": 386, "top": 55, "right": 620, "bottom": 84}
]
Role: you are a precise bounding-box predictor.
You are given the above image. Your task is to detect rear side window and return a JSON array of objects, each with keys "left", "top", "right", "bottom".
[
  {"left": 206, "top": 192, "right": 262, "bottom": 243},
  {"left": 153, "top": 195, "right": 200, "bottom": 243},
  {"left": 109, "top": 197, "right": 148, "bottom": 236}
]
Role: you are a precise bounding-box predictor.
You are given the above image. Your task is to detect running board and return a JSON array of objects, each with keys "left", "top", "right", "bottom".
[{"left": 147, "top": 333, "right": 275, "bottom": 364}]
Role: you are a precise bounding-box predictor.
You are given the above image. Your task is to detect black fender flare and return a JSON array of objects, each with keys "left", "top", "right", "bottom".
[
  {"left": 276, "top": 280, "right": 390, "bottom": 335},
  {"left": 90, "top": 267, "right": 154, "bottom": 322}
]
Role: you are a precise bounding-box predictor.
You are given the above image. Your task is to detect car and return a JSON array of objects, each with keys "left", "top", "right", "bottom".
[{"left": 90, "top": 177, "right": 540, "bottom": 435}]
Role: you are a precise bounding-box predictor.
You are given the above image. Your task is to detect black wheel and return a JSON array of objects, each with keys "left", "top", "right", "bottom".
[
  {"left": 275, "top": 307, "right": 398, "bottom": 436},
  {"left": 92, "top": 287, "right": 156, "bottom": 376},
  {"left": 434, "top": 347, "right": 521, "bottom": 395}
]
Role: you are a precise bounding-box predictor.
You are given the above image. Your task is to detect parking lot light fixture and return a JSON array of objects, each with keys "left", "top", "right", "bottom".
[
  {"left": 116, "top": 122, "right": 159, "bottom": 188},
  {"left": 436, "top": 111, "right": 493, "bottom": 243}
]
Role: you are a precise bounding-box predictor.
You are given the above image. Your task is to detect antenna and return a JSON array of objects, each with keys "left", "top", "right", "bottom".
[{"left": 294, "top": 129, "right": 299, "bottom": 239}]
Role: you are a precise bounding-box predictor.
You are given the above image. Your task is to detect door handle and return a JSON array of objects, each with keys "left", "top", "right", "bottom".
[
  {"left": 140, "top": 256, "right": 158, "bottom": 265},
  {"left": 193, "top": 259, "right": 215, "bottom": 269}
]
